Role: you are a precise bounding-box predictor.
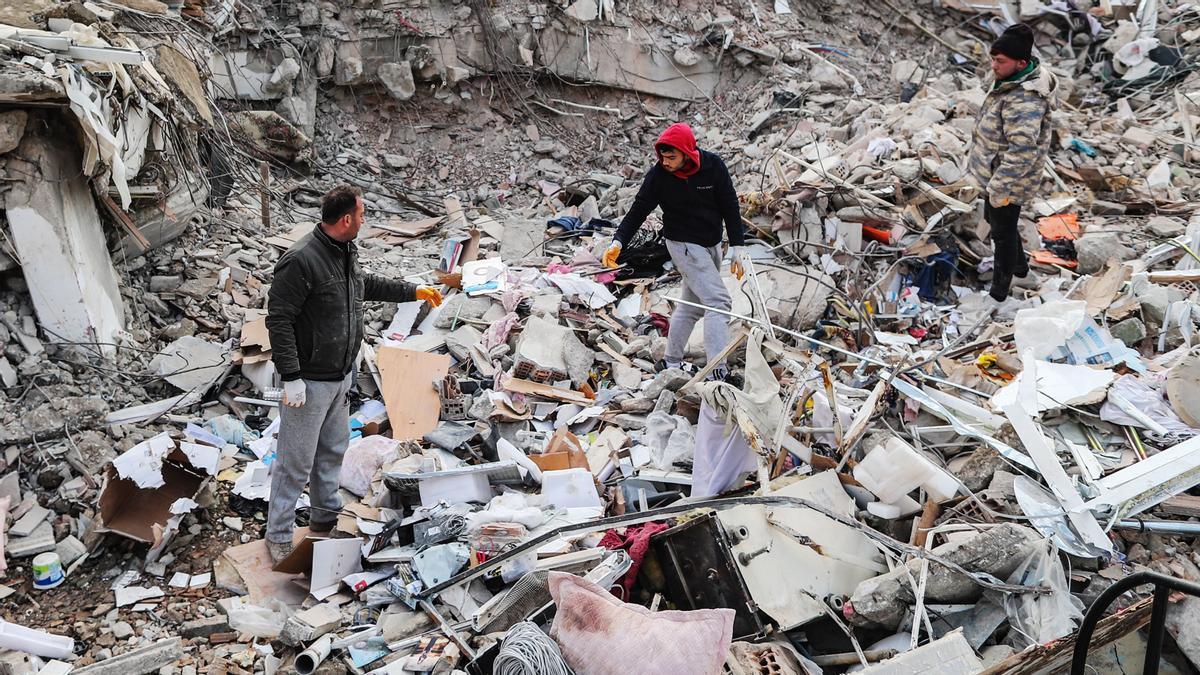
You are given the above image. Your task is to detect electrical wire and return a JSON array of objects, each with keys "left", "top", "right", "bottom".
[{"left": 493, "top": 622, "right": 573, "bottom": 675}]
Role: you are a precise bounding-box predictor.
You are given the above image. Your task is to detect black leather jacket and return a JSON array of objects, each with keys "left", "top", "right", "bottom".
[{"left": 266, "top": 225, "right": 415, "bottom": 381}]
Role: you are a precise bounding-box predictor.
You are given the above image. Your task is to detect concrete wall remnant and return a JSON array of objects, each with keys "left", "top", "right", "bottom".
[{"left": 5, "top": 116, "right": 126, "bottom": 356}]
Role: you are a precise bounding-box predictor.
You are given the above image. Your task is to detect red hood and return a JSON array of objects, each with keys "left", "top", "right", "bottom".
[{"left": 655, "top": 123, "right": 701, "bottom": 178}]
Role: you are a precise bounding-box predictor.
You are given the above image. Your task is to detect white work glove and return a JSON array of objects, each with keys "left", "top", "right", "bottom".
[
  {"left": 283, "top": 379, "right": 306, "bottom": 407},
  {"left": 730, "top": 246, "right": 750, "bottom": 280}
]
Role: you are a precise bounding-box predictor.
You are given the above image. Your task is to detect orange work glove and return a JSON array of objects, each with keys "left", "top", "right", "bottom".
[
  {"left": 415, "top": 286, "right": 443, "bottom": 307},
  {"left": 602, "top": 242, "right": 622, "bottom": 269}
]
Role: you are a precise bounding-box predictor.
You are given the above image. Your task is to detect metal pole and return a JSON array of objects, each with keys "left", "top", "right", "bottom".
[
  {"left": 1116, "top": 520, "right": 1200, "bottom": 535},
  {"left": 259, "top": 161, "right": 270, "bottom": 230},
  {"left": 1143, "top": 585, "right": 1169, "bottom": 675}
]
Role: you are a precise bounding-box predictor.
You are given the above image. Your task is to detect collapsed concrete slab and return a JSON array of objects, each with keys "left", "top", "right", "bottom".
[
  {"left": 5, "top": 115, "right": 125, "bottom": 356},
  {"left": 846, "top": 523, "right": 1042, "bottom": 630}
]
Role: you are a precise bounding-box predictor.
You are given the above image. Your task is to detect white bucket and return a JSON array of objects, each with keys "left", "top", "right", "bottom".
[{"left": 31, "top": 552, "right": 63, "bottom": 590}]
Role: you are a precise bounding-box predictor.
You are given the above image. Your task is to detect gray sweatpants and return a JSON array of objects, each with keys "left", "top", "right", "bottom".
[
  {"left": 267, "top": 372, "right": 353, "bottom": 543},
  {"left": 665, "top": 239, "right": 732, "bottom": 366}
]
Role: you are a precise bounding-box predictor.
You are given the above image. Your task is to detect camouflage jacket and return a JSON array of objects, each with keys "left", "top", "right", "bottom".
[{"left": 966, "top": 62, "right": 1059, "bottom": 207}]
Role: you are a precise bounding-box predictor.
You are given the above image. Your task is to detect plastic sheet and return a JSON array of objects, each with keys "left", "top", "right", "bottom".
[
  {"left": 467, "top": 492, "right": 548, "bottom": 531},
  {"left": 642, "top": 412, "right": 695, "bottom": 471},
  {"left": 339, "top": 435, "right": 402, "bottom": 497},
  {"left": 1100, "top": 373, "right": 1200, "bottom": 438},
  {"left": 690, "top": 401, "right": 757, "bottom": 498},
  {"left": 227, "top": 598, "right": 292, "bottom": 639},
  {"left": 1000, "top": 541, "right": 1083, "bottom": 649}
]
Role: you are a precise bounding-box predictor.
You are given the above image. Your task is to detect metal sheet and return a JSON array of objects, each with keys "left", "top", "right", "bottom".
[{"left": 717, "top": 471, "right": 884, "bottom": 630}]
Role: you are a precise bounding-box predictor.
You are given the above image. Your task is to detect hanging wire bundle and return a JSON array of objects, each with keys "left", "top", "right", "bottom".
[{"left": 493, "top": 621, "right": 573, "bottom": 675}]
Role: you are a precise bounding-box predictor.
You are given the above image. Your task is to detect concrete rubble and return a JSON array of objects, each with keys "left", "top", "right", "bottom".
[{"left": 3, "top": 0, "right": 1200, "bottom": 673}]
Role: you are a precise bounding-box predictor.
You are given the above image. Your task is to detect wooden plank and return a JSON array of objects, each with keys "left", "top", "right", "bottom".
[
  {"left": 978, "top": 596, "right": 1152, "bottom": 675},
  {"left": 841, "top": 379, "right": 887, "bottom": 455},
  {"left": 502, "top": 376, "right": 593, "bottom": 405},
  {"left": 681, "top": 325, "right": 750, "bottom": 391},
  {"left": 597, "top": 342, "right": 632, "bottom": 367},
  {"left": 376, "top": 347, "right": 451, "bottom": 441},
  {"left": 912, "top": 499, "right": 941, "bottom": 548},
  {"left": 1157, "top": 495, "right": 1200, "bottom": 518},
  {"left": 1148, "top": 269, "right": 1200, "bottom": 284}
]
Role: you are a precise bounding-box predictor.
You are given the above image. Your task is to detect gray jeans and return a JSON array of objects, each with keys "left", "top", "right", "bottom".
[
  {"left": 665, "top": 239, "right": 732, "bottom": 365},
  {"left": 267, "top": 372, "right": 353, "bottom": 543}
]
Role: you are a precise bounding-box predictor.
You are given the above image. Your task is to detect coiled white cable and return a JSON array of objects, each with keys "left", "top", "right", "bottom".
[{"left": 493, "top": 621, "right": 573, "bottom": 675}]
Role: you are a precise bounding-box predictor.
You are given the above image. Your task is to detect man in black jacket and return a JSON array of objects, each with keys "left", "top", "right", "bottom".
[
  {"left": 263, "top": 185, "right": 442, "bottom": 561},
  {"left": 602, "top": 123, "right": 746, "bottom": 381}
]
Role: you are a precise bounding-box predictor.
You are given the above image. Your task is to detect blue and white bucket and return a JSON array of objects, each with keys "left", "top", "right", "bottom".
[{"left": 32, "top": 552, "right": 64, "bottom": 590}]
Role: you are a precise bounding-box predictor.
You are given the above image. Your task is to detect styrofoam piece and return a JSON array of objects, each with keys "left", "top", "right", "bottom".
[
  {"left": 417, "top": 472, "right": 491, "bottom": 507},
  {"left": 540, "top": 469, "right": 601, "bottom": 509},
  {"left": 854, "top": 436, "right": 959, "bottom": 504},
  {"left": 854, "top": 438, "right": 936, "bottom": 503},
  {"left": 0, "top": 619, "right": 74, "bottom": 658},
  {"left": 867, "top": 494, "right": 922, "bottom": 519}
]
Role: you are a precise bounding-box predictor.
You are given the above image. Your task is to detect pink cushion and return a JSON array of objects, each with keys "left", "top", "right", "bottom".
[{"left": 549, "top": 572, "right": 735, "bottom": 675}]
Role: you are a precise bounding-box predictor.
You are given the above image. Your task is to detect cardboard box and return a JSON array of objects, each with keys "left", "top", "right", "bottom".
[
  {"left": 529, "top": 428, "right": 590, "bottom": 472},
  {"left": 529, "top": 449, "right": 590, "bottom": 472},
  {"left": 98, "top": 432, "right": 217, "bottom": 558}
]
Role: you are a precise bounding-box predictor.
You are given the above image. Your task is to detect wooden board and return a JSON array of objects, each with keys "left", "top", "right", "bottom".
[
  {"left": 502, "top": 376, "right": 593, "bottom": 405},
  {"left": 376, "top": 347, "right": 451, "bottom": 441}
]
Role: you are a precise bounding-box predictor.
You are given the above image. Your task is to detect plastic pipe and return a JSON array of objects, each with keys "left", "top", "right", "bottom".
[
  {"left": 0, "top": 620, "right": 74, "bottom": 658},
  {"left": 294, "top": 634, "right": 333, "bottom": 675}
]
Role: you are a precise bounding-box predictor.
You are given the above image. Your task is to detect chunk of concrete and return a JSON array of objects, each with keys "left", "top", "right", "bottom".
[
  {"left": 9, "top": 502, "right": 48, "bottom": 538},
  {"left": 1109, "top": 317, "right": 1146, "bottom": 346},
  {"left": 279, "top": 602, "right": 342, "bottom": 646},
  {"left": 54, "top": 535, "right": 86, "bottom": 566},
  {"left": 378, "top": 62, "right": 416, "bottom": 101},
  {"left": 70, "top": 638, "right": 183, "bottom": 675},
  {"left": 857, "top": 629, "right": 982, "bottom": 674},
  {"left": 643, "top": 368, "right": 690, "bottom": 400},
  {"left": 1167, "top": 595, "right": 1200, "bottom": 670},
  {"left": 180, "top": 615, "right": 230, "bottom": 639},
  {"left": 564, "top": 0, "right": 599, "bottom": 21},
  {"left": 1075, "top": 233, "right": 1134, "bottom": 274},
  {"left": 846, "top": 523, "right": 1042, "bottom": 629},
  {"left": 264, "top": 57, "right": 301, "bottom": 95},
  {"left": 0, "top": 110, "right": 27, "bottom": 154},
  {"left": 378, "top": 605, "right": 434, "bottom": 642},
  {"left": 673, "top": 46, "right": 701, "bottom": 67},
  {"left": 951, "top": 446, "right": 1007, "bottom": 493},
  {"left": 7, "top": 520, "right": 54, "bottom": 558},
  {"left": 1148, "top": 216, "right": 1186, "bottom": 238}
]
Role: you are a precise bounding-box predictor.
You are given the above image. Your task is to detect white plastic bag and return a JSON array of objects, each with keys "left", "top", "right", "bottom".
[
  {"left": 226, "top": 598, "right": 292, "bottom": 639},
  {"left": 339, "top": 435, "right": 401, "bottom": 497},
  {"left": 691, "top": 402, "right": 757, "bottom": 499},
  {"left": 642, "top": 413, "right": 695, "bottom": 471},
  {"left": 1002, "top": 541, "right": 1083, "bottom": 649}
]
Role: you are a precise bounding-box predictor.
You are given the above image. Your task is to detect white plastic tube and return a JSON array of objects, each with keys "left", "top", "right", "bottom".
[
  {"left": 295, "top": 634, "right": 333, "bottom": 675},
  {"left": 0, "top": 620, "right": 74, "bottom": 658}
]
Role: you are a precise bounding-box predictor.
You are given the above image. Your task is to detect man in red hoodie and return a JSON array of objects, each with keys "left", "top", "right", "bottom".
[{"left": 602, "top": 123, "right": 747, "bottom": 381}]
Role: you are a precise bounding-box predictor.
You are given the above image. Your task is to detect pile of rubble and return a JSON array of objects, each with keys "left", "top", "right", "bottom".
[{"left": 8, "top": 0, "right": 1200, "bottom": 674}]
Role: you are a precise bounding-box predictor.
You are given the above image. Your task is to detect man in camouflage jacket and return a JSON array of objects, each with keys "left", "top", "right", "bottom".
[{"left": 967, "top": 23, "right": 1060, "bottom": 302}]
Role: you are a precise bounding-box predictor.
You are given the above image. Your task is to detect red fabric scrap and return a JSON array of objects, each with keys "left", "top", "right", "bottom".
[{"left": 599, "top": 521, "right": 671, "bottom": 597}]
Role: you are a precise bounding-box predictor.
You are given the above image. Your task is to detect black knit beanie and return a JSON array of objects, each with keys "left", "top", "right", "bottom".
[{"left": 991, "top": 23, "right": 1034, "bottom": 62}]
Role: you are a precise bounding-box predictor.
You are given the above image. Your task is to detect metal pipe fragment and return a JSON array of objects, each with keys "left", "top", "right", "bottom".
[{"left": 812, "top": 648, "right": 899, "bottom": 666}]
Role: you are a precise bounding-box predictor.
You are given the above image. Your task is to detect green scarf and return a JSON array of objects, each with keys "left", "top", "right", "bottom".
[{"left": 993, "top": 59, "right": 1037, "bottom": 90}]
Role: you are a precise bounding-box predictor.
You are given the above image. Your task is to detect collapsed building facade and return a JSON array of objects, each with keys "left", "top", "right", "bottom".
[{"left": 2, "top": 0, "right": 1200, "bottom": 674}]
